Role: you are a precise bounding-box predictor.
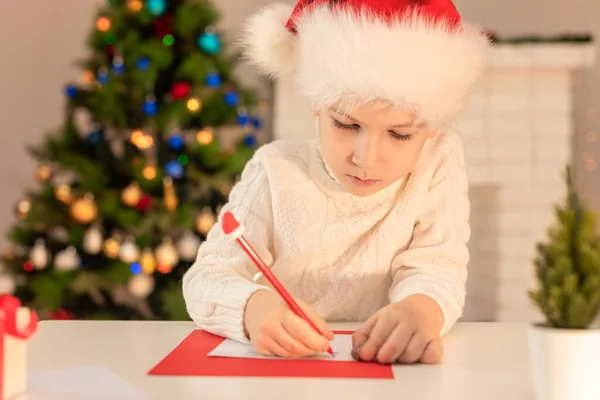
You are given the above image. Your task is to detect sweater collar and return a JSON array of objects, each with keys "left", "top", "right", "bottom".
[{"left": 308, "top": 139, "right": 404, "bottom": 208}]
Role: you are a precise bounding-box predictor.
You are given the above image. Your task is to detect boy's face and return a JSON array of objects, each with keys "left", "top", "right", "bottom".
[{"left": 317, "top": 103, "right": 435, "bottom": 197}]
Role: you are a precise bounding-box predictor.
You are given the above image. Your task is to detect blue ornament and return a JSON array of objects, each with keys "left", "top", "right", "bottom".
[
  {"left": 168, "top": 135, "right": 184, "bottom": 151},
  {"left": 87, "top": 126, "right": 103, "bottom": 145},
  {"left": 146, "top": 0, "right": 166, "bottom": 16},
  {"left": 244, "top": 135, "right": 257, "bottom": 147},
  {"left": 251, "top": 117, "right": 262, "bottom": 129},
  {"left": 237, "top": 113, "right": 249, "bottom": 126},
  {"left": 224, "top": 90, "right": 239, "bottom": 107},
  {"left": 206, "top": 72, "right": 221, "bottom": 88},
  {"left": 198, "top": 32, "right": 221, "bottom": 55},
  {"left": 65, "top": 84, "right": 78, "bottom": 98},
  {"left": 143, "top": 96, "right": 157, "bottom": 116},
  {"left": 97, "top": 68, "right": 109, "bottom": 85},
  {"left": 130, "top": 263, "right": 142, "bottom": 275},
  {"left": 164, "top": 160, "right": 184, "bottom": 179},
  {"left": 112, "top": 56, "right": 125, "bottom": 74},
  {"left": 137, "top": 56, "right": 150, "bottom": 71}
]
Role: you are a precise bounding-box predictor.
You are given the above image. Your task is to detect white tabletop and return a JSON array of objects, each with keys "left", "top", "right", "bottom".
[{"left": 23, "top": 320, "right": 535, "bottom": 400}]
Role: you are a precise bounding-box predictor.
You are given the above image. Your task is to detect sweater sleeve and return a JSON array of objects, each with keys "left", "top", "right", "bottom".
[
  {"left": 182, "top": 146, "right": 274, "bottom": 344},
  {"left": 388, "top": 147, "right": 470, "bottom": 337}
]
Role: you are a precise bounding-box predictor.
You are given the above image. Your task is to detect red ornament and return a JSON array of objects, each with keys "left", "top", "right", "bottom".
[
  {"left": 49, "top": 308, "right": 75, "bottom": 320},
  {"left": 171, "top": 82, "right": 191, "bottom": 99},
  {"left": 137, "top": 194, "right": 152, "bottom": 212},
  {"left": 23, "top": 261, "right": 34, "bottom": 272},
  {"left": 105, "top": 44, "right": 115, "bottom": 59},
  {"left": 154, "top": 14, "right": 173, "bottom": 37}
]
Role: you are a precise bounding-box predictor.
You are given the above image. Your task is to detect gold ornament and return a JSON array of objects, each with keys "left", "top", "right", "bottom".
[
  {"left": 119, "top": 236, "right": 140, "bottom": 263},
  {"left": 30, "top": 238, "right": 50, "bottom": 270},
  {"left": 163, "top": 177, "right": 178, "bottom": 213},
  {"left": 83, "top": 224, "right": 103, "bottom": 254},
  {"left": 155, "top": 237, "right": 179, "bottom": 269},
  {"left": 196, "top": 128, "right": 213, "bottom": 145},
  {"left": 15, "top": 199, "right": 31, "bottom": 220},
  {"left": 195, "top": 207, "right": 216, "bottom": 235},
  {"left": 70, "top": 193, "right": 98, "bottom": 224},
  {"left": 103, "top": 235, "right": 120, "bottom": 259},
  {"left": 35, "top": 163, "right": 52, "bottom": 182},
  {"left": 186, "top": 98, "right": 202, "bottom": 113},
  {"left": 130, "top": 130, "right": 153, "bottom": 150},
  {"left": 54, "top": 184, "right": 73, "bottom": 204},
  {"left": 96, "top": 16, "right": 111, "bottom": 32},
  {"left": 121, "top": 182, "right": 142, "bottom": 207},
  {"left": 127, "top": 0, "right": 143, "bottom": 12},
  {"left": 54, "top": 246, "right": 80, "bottom": 271},
  {"left": 142, "top": 164, "right": 157, "bottom": 180},
  {"left": 139, "top": 248, "right": 156, "bottom": 274},
  {"left": 177, "top": 230, "right": 202, "bottom": 262}
]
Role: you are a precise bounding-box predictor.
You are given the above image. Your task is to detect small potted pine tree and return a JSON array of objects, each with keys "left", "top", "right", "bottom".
[{"left": 528, "top": 166, "right": 600, "bottom": 400}]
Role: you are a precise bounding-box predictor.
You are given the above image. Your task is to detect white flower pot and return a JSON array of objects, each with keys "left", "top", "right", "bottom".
[{"left": 528, "top": 324, "right": 600, "bottom": 400}]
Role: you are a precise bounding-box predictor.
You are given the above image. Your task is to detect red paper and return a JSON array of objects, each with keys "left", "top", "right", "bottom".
[{"left": 148, "top": 330, "right": 394, "bottom": 379}]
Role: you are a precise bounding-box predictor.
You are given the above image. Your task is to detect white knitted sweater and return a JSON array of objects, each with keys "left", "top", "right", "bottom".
[{"left": 182, "top": 130, "right": 470, "bottom": 343}]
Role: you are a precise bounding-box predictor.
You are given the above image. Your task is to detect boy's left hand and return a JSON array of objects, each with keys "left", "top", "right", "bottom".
[{"left": 351, "top": 294, "right": 445, "bottom": 365}]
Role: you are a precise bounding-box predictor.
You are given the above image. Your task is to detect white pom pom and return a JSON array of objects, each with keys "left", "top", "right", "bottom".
[{"left": 239, "top": 3, "right": 297, "bottom": 79}]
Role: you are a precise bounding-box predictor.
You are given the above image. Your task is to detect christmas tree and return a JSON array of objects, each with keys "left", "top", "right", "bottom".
[
  {"left": 0, "top": 0, "right": 265, "bottom": 321},
  {"left": 529, "top": 166, "right": 600, "bottom": 329}
]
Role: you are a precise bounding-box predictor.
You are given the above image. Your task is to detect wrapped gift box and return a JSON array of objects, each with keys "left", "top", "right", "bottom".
[{"left": 0, "top": 295, "right": 38, "bottom": 400}]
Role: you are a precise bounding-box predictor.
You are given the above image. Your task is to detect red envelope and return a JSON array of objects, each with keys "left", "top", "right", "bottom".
[{"left": 148, "top": 330, "right": 394, "bottom": 379}]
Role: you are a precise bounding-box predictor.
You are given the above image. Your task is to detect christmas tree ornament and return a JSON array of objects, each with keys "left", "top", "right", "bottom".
[
  {"left": 121, "top": 181, "right": 142, "bottom": 206},
  {"left": 48, "top": 226, "right": 69, "bottom": 243},
  {"left": 198, "top": 28, "right": 221, "bottom": 54},
  {"left": 162, "top": 34, "right": 175, "bottom": 47},
  {"left": 155, "top": 237, "right": 179, "bottom": 267},
  {"left": 167, "top": 134, "right": 184, "bottom": 151},
  {"left": 35, "top": 162, "right": 53, "bottom": 182},
  {"left": 237, "top": 108, "right": 250, "bottom": 125},
  {"left": 139, "top": 247, "right": 156, "bottom": 274},
  {"left": 103, "top": 235, "right": 121, "bottom": 259},
  {"left": 195, "top": 207, "right": 216, "bottom": 235},
  {"left": 83, "top": 224, "right": 103, "bottom": 254},
  {"left": 82, "top": 70, "right": 95, "bottom": 84},
  {"left": 196, "top": 128, "right": 213, "bottom": 145},
  {"left": 136, "top": 194, "right": 152, "bottom": 212},
  {"left": 206, "top": 71, "right": 221, "bottom": 88},
  {"left": 136, "top": 56, "right": 150, "bottom": 70},
  {"left": 143, "top": 94, "right": 158, "bottom": 116},
  {"left": 54, "top": 246, "right": 80, "bottom": 271},
  {"left": 153, "top": 14, "right": 173, "bottom": 37},
  {"left": 163, "top": 176, "right": 178, "bottom": 212},
  {"left": 73, "top": 108, "right": 93, "bottom": 133},
  {"left": 186, "top": 98, "right": 201, "bottom": 113},
  {"left": 23, "top": 261, "right": 34, "bottom": 272},
  {"left": 112, "top": 54, "right": 125, "bottom": 74},
  {"left": 70, "top": 193, "right": 98, "bottom": 224},
  {"left": 130, "top": 129, "right": 154, "bottom": 150},
  {"left": 244, "top": 134, "right": 258, "bottom": 147},
  {"left": 127, "top": 0, "right": 143, "bottom": 12},
  {"left": 142, "top": 164, "right": 157, "bottom": 180},
  {"left": 177, "top": 230, "right": 201, "bottom": 261},
  {"left": 128, "top": 273, "right": 155, "bottom": 298},
  {"left": 86, "top": 124, "right": 103, "bottom": 145},
  {"left": 15, "top": 199, "right": 31, "bottom": 220},
  {"left": 54, "top": 183, "right": 73, "bottom": 204},
  {"left": 146, "top": 0, "right": 166, "bottom": 16},
  {"left": 96, "top": 16, "right": 111, "bottom": 32},
  {"left": 164, "top": 160, "right": 184, "bottom": 180},
  {"left": 171, "top": 82, "right": 191, "bottom": 99},
  {"left": 65, "top": 84, "right": 78, "bottom": 99},
  {"left": 224, "top": 90, "right": 239, "bottom": 107},
  {"left": 0, "top": 274, "right": 16, "bottom": 295},
  {"left": 97, "top": 66, "right": 109, "bottom": 85},
  {"left": 30, "top": 238, "right": 50, "bottom": 270},
  {"left": 119, "top": 236, "right": 140, "bottom": 263}
]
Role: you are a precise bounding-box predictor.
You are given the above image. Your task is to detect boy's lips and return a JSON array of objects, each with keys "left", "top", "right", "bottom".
[{"left": 347, "top": 174, "right": 379, "bottom": 187}]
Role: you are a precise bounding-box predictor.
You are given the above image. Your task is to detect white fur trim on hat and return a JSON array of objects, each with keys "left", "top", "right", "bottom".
[{"left": 241, "top": 3, "right": 491, "bottom": 128}]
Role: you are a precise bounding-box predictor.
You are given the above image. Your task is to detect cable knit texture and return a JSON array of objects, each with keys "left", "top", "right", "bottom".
[{"left": 182, "top": 130, "right": 470, "bottom": 344}]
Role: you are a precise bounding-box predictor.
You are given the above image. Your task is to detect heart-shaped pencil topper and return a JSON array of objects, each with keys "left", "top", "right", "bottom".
[{"left": 221, "top": 211, "right": 243, "bottom": 238}]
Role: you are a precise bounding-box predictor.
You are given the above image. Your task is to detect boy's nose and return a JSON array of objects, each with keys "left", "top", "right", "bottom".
[{"left": 352, "top": 139, "right": 379, "bottom": 170}]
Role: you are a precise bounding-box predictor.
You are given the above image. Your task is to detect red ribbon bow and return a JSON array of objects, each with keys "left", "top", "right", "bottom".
[{"left": 0, "top": 295, "right": 38, "bottom": 397}]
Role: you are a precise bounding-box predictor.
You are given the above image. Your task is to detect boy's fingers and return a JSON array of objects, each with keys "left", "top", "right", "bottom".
[
  {"left": 355, "top": 318, "right": 395, "bottom": 362},
  {"left": 419, "top": 339, "right": 444, "bottom": 364},
  {"left": 282, "top": 311, "right": 330, "bottom": 352},
  {"left": 397, "top": 331, "right": 427, "bottom": 364},
  {"left": 296, "top": 299, "right": 334, "bottom": 340},
  {"left": 376, "top": 324, "right": 413, "bottom": 364},
  {"left": 352, "top": 314, "right": 378, "bottom": 350},
  {"left": 272, "top": 323, "right": 317, "bottom": 356}
]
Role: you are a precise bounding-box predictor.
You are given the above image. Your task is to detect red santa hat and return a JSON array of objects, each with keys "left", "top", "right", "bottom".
[{"left": 240, "top": 0, "right": 491, "bottom": 128}]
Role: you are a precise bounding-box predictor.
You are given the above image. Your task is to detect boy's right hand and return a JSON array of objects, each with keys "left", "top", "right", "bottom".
[{"left": 243, "top": 290, "right": 334, "bottom": 358}]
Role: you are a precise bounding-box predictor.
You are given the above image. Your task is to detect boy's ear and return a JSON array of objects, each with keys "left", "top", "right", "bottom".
[{"left": 425, "top": 128, "right": 438, "bottom": 139}]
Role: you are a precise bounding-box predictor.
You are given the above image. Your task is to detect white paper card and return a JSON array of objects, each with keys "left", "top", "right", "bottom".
[
  {"left": 24, "top": 364, "right": 149, "bottom": 400},
  {"left": 208, "top": 333, "right": 357, "bottom": 361}
]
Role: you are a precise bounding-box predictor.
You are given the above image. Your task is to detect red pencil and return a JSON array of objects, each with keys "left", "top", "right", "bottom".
[{"left": 221, "top": 211, "right": 334, "bottom": 355}]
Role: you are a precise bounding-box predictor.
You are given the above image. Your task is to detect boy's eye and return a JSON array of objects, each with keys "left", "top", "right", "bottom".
[
  {"left": 332, "top": 118, "right": 359, "bottom": 130},
  {"left": 390, "top": 131, "right": 412, "bottom": 142}
]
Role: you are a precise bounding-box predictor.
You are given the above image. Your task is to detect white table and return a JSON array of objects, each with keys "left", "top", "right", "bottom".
[{"left": 23, "top": 321, "right": 535, "bottom": 399}]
